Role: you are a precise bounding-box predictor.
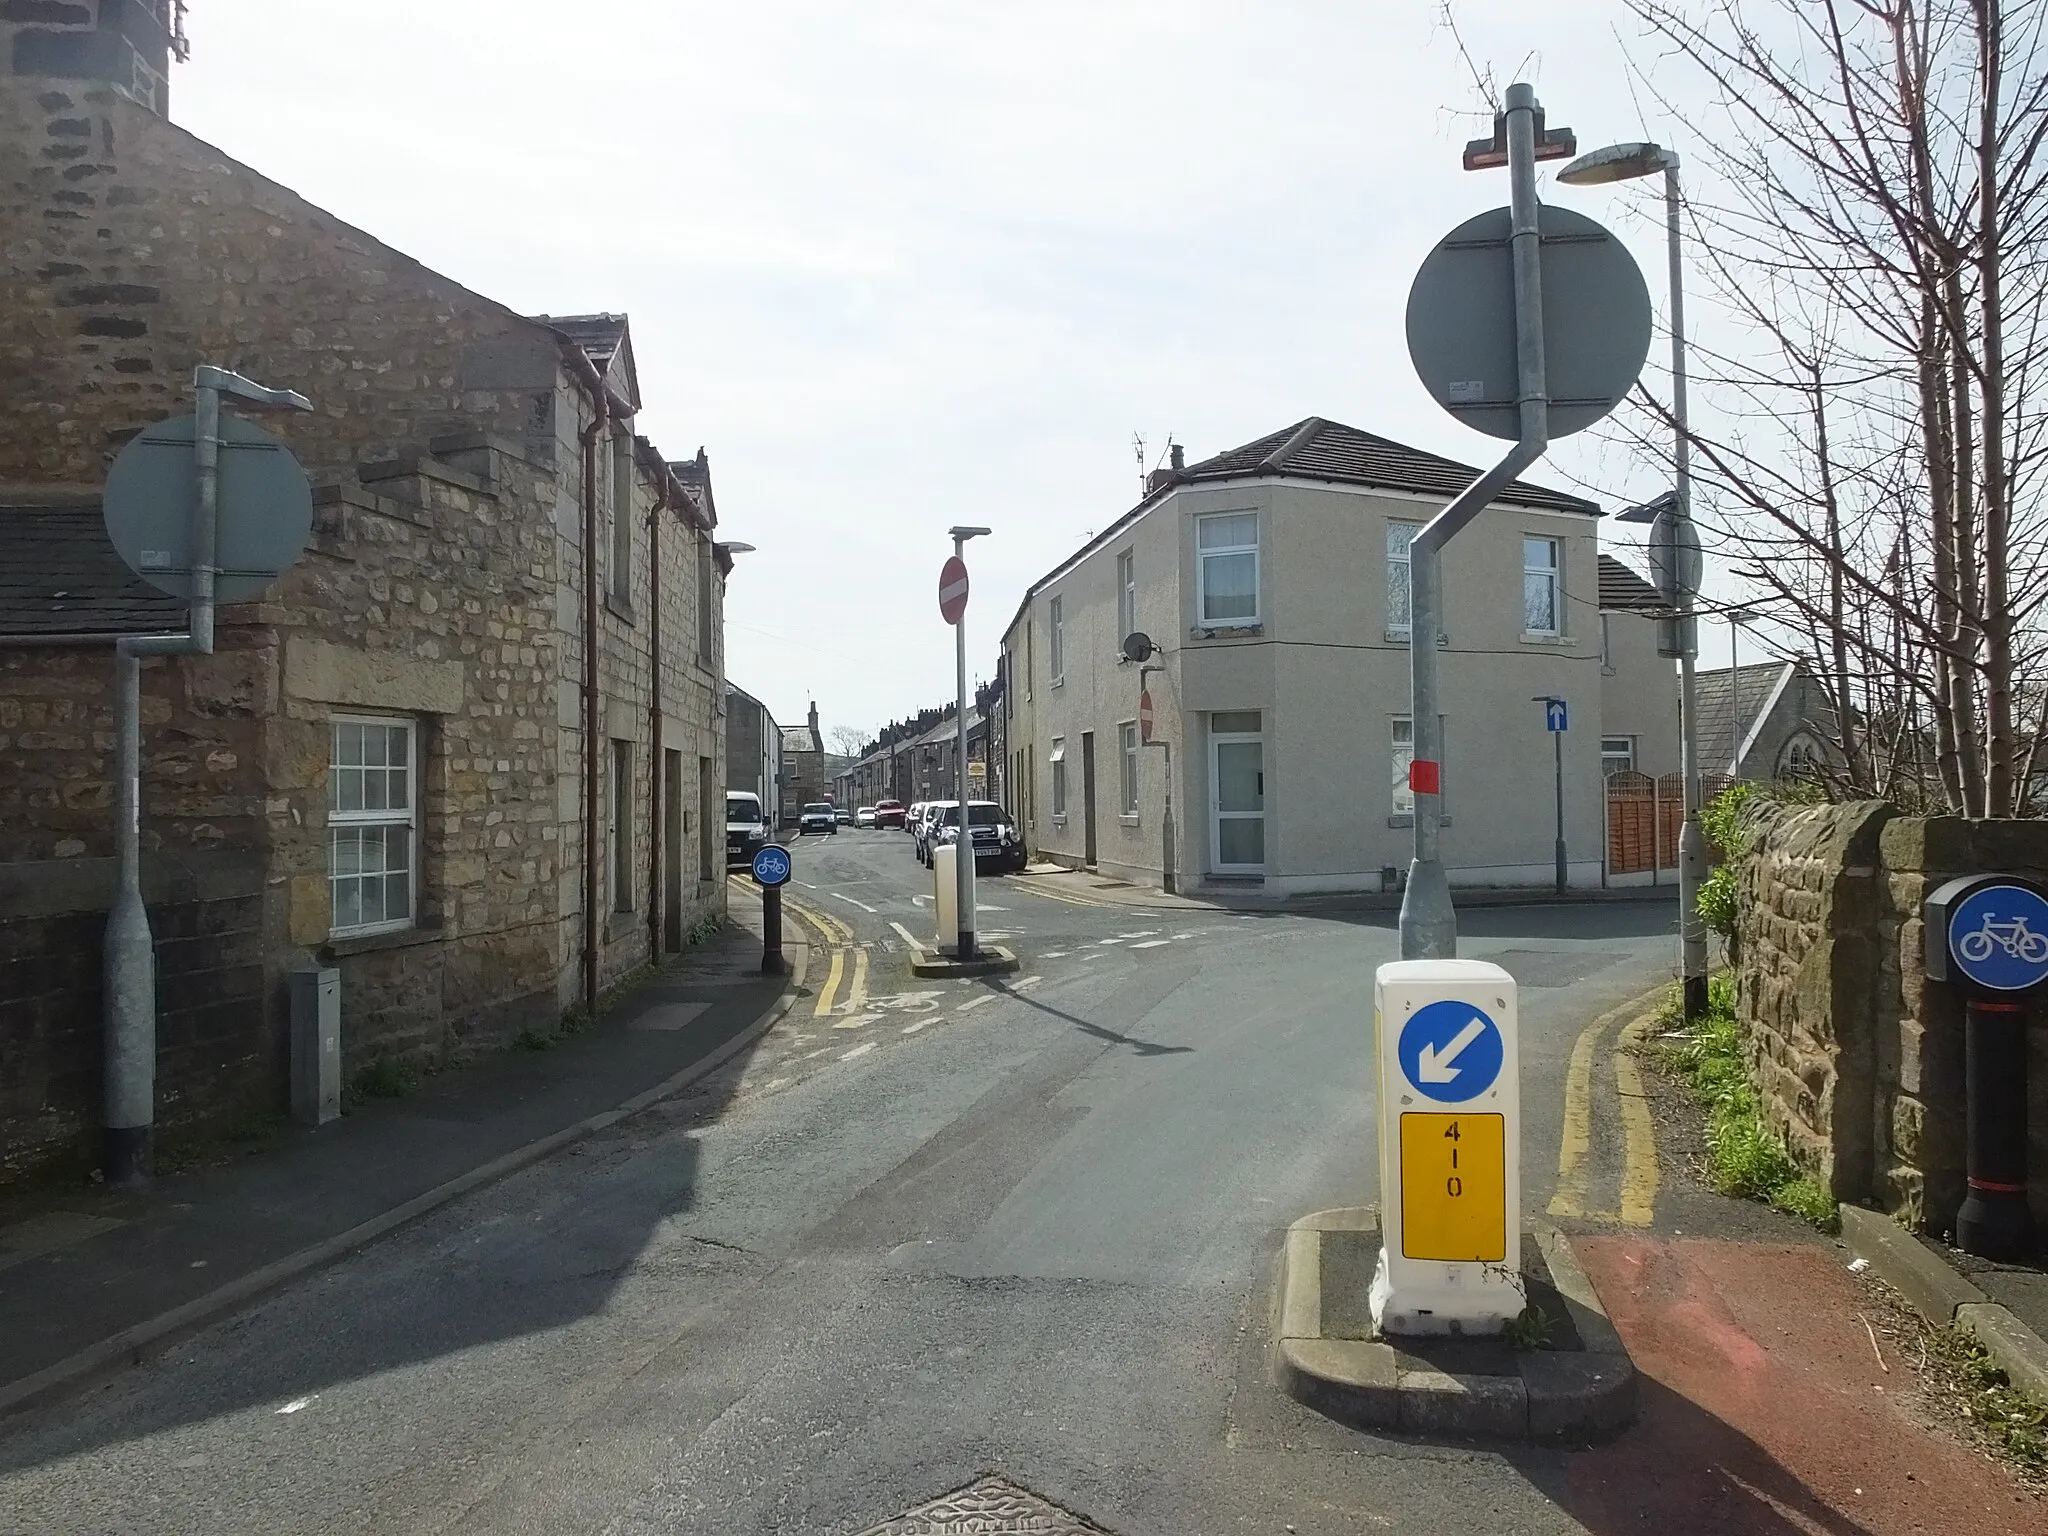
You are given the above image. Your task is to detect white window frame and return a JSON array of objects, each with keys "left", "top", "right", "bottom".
[
  {"left": 1050, "top": 736, "right": 1068, "bottom": 818},
  {"left": 1116, "top": 548, "right": 1136, "bottom": 644},
  {"left": 329, "top": 714, "right": 419, "bottom": 938},
  {"left": 1390, "top": 714, "right": 1448, "bottom": 819},
  {"left": 1386, "top": 520, "right": 1419, "bottom": 635},
  {"left": 1523, "top": 535, "right": 1561, "bottom": 636},
  {"left": 1048, "top": 595, "right": 1065, "bottom": 685},
  {"left": 1196, "top": 511, "right": 1259, "bottom": 626},
  {"left": 1118, "top": 720, "right": 1139, "bottom": 816},
  {"left": 1601, "top": 736, "right": 1637, "bottom": 776}
]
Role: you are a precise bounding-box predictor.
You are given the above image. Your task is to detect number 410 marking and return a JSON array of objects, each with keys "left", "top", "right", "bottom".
[{"left": 1444, "top": 1119, "right": 1463, "bottom": 1198}]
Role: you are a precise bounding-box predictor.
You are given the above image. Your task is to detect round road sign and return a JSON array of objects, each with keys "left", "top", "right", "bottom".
[
  {"left": 1406, "top": 203, "right": 1651, "bottom": 442},
  {"left": 1947, "top": 882, "right": 2048, "bottom": 992},
  {"left": 103, "top": 412, "right": 313, "bottom": 602},
  {"left": 1397, "top": 999, "right": 1505, "bottom": 1104},
  {"left": 751, "top": 843, "right": 792, "bottom": 887},
  {"left": 939, "top": 555, "right": 969, "bottom": 625},
  {"left": 1138, "top": 690, "right": 1155, "bottom": 744}
]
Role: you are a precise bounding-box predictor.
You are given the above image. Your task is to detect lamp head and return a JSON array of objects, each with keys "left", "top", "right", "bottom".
[{"left": 1556, "top": 141, "right": 1676, "bottom": 185}]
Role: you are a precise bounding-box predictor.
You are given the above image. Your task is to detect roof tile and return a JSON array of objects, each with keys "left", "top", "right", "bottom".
[{"left": 0, "top": 505, "right": 185, "bottom": 637}]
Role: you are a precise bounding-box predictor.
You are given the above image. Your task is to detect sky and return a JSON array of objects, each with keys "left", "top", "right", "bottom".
[{"left": 173, "top": 0, "right": 1751, "bottom": 747}]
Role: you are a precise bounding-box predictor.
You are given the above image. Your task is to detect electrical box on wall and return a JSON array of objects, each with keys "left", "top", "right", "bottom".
[{"left": 290, "top": 966, "right": 341, "bottom": 1126}]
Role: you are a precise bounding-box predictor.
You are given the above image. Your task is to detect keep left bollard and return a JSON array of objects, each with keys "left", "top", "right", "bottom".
[
  {"left": 1371, "top": 958, "right": 1522, "bottom": 1336},
  {"left": 752, "top": 842, "right": 792, "bottom": 974}
]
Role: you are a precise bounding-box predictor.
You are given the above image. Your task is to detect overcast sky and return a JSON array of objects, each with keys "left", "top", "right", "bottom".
[{"left": 176, "top": 1, "right": 1739, "bottom": 746}]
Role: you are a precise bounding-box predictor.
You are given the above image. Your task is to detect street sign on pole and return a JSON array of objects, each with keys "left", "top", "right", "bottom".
[
  {"left": 1138, "top": 689, "right": 1155, "bottom": 744},
  {"left": 104, "top": 413, "right": 313, "bottom": 601},
  {"left": 751, "top": 842, "right": 791, "bottom": 975},
  {"left": 1545, "top": 698, "right": 1568, "bottom": 732},
  {"left": 938, "top": 555, "right": 970, "bottom": 626},
  {"left": 1371, "top": 959, "right": 1522, "bottom": 1335},
  {"left": 1407, "top": 204, "right": 1652, "bottom": 443}
]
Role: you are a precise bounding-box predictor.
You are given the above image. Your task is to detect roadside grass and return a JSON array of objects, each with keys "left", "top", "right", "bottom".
[
  {"left": 1656, "top": 975, "right": 1839, "bottom": 1232},
  {"left": 1501, "top": 1305, "right": 1554, "bottom": 1351},
  {"left": 1933, "top": 1327, "right": 2048, "bottom": 1474}
]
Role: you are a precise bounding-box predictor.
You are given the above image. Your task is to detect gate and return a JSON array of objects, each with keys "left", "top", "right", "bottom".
[{"left": 1606, "top": 771, "right": 1657, "bottom": 876}]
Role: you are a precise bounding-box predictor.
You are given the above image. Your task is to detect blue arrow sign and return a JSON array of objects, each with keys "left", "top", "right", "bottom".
[
  {"left": 1545, "top": 698, "right": 1568, "bottom": 732},
  {"left": 1949, "top": 882, "right": 2048, "bottom": 991},
  {"left": 1397, "top": 999, "right": 1505, "bottom": 1103},
  {"left": 751, "top": 843, "right": 792, "bottom": 887}
]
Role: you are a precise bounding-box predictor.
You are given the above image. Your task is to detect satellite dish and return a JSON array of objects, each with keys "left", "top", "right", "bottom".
[{"left": 1121, "top": 631, "right": 1155, "bottom": 663}]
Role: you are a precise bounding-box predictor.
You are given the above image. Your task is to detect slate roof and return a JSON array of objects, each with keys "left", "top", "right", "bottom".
[
  {"left": 1598, "top": 554, "right": 1663, "bottom": 611},
  {"left": 781, "top": 724, "right": 823, "bottom": 755},
  {"left": 0, "top": 504, "right": 185, "bottom": 637},
  {"left": 1693, "top": 661, "right": 1795, "bottom": 776},
  {"left": 1176, "top": 417, "right": 1599, "bottom": 515},
  {"left": 541, "top": 313, "right": 629, "bottom": 368}
]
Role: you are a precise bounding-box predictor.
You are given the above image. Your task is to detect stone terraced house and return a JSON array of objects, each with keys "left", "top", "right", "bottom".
[{"left": 0, "top": 12, "right": 735, "bottom": 1180}]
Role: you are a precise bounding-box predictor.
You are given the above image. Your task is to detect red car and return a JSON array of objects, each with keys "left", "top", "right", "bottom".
[{"left": 872, "top": 798, "right": 907, "bottom": 829}]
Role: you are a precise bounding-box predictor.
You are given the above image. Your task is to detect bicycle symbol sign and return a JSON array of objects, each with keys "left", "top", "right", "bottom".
[{"left": 1948, "top": 883, "right": 2048, "bottom": 991}]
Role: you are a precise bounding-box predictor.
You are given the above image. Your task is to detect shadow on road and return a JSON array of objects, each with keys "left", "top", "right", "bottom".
[{"left": 985, "top": 977, "right": 1194, "bottom": 1057}]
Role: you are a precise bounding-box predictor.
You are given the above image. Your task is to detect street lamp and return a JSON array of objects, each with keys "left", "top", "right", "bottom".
[
  {"left": 948, "top": 525, "right": 991, "bottom": 961},
  {"left": 1558, "top": 138, "right": 1710, "bottom": 1023}
]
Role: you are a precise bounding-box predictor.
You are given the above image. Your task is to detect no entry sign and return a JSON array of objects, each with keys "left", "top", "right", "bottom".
[
  {"left": 1138, "top": 689, "right": 1155, "bottom": 744},
  {"left": 938, "top": 555, "right": 969, "bottom": 625}
]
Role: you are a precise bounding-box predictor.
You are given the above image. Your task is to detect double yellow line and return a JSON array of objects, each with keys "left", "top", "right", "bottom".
[
  {"left": 763, "top": 883, "right": 867, "bottom": 1018},
  {"left": 1011, "top": 880, "right": 1122, "bottom": 911},
  {"left": 1549, "top": 994, "right": 1663, "bottom": 1226}
]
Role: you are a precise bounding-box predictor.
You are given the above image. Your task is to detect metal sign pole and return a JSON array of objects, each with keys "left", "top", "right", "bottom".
[
  {"left": 954, "top": 563, "right": 975, "bottom": 960},
  {"left": 1400, "top": 83, "right": 1552, "bottom": 960},
  {"left": 100, "top": 366, "right": 311, "bottom": 1186}
]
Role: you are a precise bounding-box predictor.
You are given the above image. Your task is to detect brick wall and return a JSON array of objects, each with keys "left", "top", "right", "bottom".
[{"left": 1737, "top": 802, "right": 2048, "bottom": 1233}]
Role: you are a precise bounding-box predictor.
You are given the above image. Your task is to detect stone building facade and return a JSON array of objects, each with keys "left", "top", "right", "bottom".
[
  {"left": 0, "top": 47, "right": 732, "bottom": 1179},
  {"left": 1735, "top": 800, "right": 2048, "bottom": 1233}
]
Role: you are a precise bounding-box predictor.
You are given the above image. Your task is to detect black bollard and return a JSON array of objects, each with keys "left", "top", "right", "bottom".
[
  {"left": 1957, "top": 998, "right": 2032, "bottom": 1259},
  {"left": 761, "top": 882, "right": 785, "bottom": 975}
]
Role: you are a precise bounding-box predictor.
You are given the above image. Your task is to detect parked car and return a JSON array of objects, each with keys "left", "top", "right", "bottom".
[
  {"left": 913, "top": 800, "right": 957, "bottom": 866},
  {"left": 929, "top": 800, "right": 1027, "bottom": 873},
  {"left": 835, "top": 806, "right": 853, "bottom": 825},
  {"left": 798, "top": 801, "right": 839, "bottom": 836},
  {"left": 855, "top": 805, "right": 877, "bottom": 828},
  {"left": 872, "top": 798, "right": 906, "bottom": 829},
  {"left": 903, "top": 801, "right": 928, "bottom": 844},
  {"left": 725, "top": 791, "right": 771, "bottom": 867}
]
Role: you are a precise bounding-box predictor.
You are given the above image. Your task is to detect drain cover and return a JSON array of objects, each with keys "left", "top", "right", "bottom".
[{"left": 852, "top": 1474, "right": 1113, "bottom": 1535}]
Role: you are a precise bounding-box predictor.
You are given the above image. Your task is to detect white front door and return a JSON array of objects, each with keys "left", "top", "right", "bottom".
[{"left": 1210, "top": 718, "right": 1264, "bottom": 873}]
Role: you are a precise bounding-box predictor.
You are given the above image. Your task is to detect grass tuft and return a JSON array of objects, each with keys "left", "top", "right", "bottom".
[{"left": 1500, "top": 1305, "right": 1554, "bottom": 1351}]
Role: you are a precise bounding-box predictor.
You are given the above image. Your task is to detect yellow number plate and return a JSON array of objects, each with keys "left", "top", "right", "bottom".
[{"left": 1399, "top": 1112, "right": 1506, "bottom": 1262}]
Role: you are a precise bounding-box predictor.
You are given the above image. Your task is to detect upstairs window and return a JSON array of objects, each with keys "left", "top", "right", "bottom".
[
  {"left": 1116, "top": 548, "right": 1137, "bottom": 643},
  {"left": 1523, "top": 536, "right": 1561, "bottom": 635},
  {"left": 330, "top": 717, "right": 417, "bottom": 937},
  {"left": 1049, "top": 595, "right": 1065, "bottom": 683},
  {"left": 1197, "top": 512, "right": 1258, "bottom": 625},
  {"left": 1386, "top": 521, "right": 1419, "bottom": 634}
]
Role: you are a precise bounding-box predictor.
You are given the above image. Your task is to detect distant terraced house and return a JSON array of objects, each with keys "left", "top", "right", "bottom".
[{"left": 0, "top": 11, "right": 741, "bottom": 1182}]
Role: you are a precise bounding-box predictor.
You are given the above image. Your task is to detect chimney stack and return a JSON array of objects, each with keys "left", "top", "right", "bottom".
[{"left": 1170, "top": 443, "right": 1185, "bottom": 472}]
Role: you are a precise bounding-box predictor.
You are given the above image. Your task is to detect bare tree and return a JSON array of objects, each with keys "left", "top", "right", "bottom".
[
  {"left": 1617, "top": 0, "right": 2048, "bottom": 814},
  {"left": 827, "top": 724, "right": 870, "bottom": 760}
]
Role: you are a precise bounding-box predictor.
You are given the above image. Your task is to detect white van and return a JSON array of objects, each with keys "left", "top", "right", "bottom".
[{"left": 725, "top": 791, "right": 770, "bottom": 866}]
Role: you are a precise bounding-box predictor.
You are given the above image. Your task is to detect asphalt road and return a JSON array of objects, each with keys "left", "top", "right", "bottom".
[{"left": 0, "top": 830, "right": 1677, "bottom": 1536}]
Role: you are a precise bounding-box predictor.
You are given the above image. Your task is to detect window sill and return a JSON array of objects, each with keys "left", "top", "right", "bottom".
[
  {"left": 1118, "top": 813, "right": 1140, "bottom": 827},
  {"left": 606, "top": 594, "right": 636, "bottom": 624},
  {"left": 1052, "top": 814, "right": 1068, "bottom": 827},
  {"left": 1386, "top": 814, "right": 1453, "bottom": 829},
  {"left": 1050, "top": 676, "right": 1065, "bottom": 689},
  {"left": 1190, "top": 622, "right": 1262, "bottom": 640},
  {"left": 322, "top": 921, "right": 438, "bottom": 959},
  {"left": 1520, "top": 632, "right": 1575, "bottom": 647}
]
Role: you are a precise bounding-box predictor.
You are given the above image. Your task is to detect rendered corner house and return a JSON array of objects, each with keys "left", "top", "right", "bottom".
[
  {"left": 998, "top": 418, "right": 1680, "bottom": 896},
  {"left": 0, "top": 43, "right": 734, "bottom": 1179}
]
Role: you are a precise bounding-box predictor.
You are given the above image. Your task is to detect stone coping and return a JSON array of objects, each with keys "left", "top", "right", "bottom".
[{"left": 1271, "top": 1206, "right": 1637, "bottom": 1443}]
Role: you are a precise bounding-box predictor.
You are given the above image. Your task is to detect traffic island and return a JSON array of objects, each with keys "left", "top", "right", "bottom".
[
  {"left": 907, "top": 942, "right": 1021, "bottom": 979},
  {"left": 1271, "top": 1206, "right": 1638, "bottom": 1443}
]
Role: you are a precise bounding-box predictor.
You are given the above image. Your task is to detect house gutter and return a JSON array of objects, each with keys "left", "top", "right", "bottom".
[
  {"left": 643, "top": 449, "right": 674, "bottom": 952},
  {"left": 561, "top": 344, "right": 612, "bottom": 1023}
]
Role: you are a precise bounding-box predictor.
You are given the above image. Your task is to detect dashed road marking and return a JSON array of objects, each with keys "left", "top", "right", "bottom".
[
  {"left": 1129, "top": 940, "right": 1171, "bottom": 949},
  {"left": 832, "top": 1013, "right": 880, "bottom": 1030},
  {"left": 957, "top": 995, "right": 995, "bottom": 1012},
  {"left": 1011, "top": 975, "right": 1042, "bottom": 991},
  {"left": 890, "top": 920, "right": 926, "bottom": 950},
  {"left": 1117, "top": 931, "right": 1161, "bottom": 940},
  {"left": 1095, "top": 938, "right": 1124, "bottom": 946},
  {"left": 840, "top": 1041, "right": 877, "bottom": 1061},
  {"left": 901, "top": 1018, "right": 933, "bottom": 1035},
  {"left": 831, "top": 891, "right": 878, "bottom": 913}
]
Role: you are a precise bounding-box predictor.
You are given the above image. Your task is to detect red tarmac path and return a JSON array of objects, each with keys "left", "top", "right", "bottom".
[{"left": 1567, "top": 1236, "right": 2046, "bottom": 1535}]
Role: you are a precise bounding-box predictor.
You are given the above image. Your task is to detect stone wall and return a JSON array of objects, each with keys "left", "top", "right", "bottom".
[{"left": 1737, "top": 802, "right": 2048, "bottom": 1233}]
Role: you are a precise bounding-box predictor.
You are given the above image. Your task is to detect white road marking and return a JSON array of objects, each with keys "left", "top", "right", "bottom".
[
  {"left": 840, "top": 1041, "right": 877, "bottom": 1061},
  {"left": 957, "top": 995, "right": 995, "bottom": 1012},
  {"left": 831, "top": 892, "right": 878, "bottom": 913},
  {"left": 1129, "top": 940, "right": 1171, "bottom": 949},
  {"left": 803, "top": 1046, "right": 836, "bottom": 1059},
  {"left": 761, "top": 1077, "right": 791, "bottom": 1092},
  {"left": 977, "top": 905, "right": 1010, "bottom": 912},
  {"left": 1096, "top": 938, "right": 1124, "bottom": 946},
  {"left": 1117, "top": 931, "right": 1161, "bottom": 939},
  {"left": 1012, "top": 975, "right": 1043, "bottom": 991},
  {"left": 890, "top": 921, "right": 926, "bottom": 949},
  {"left": 911, "top": 894, "right": 933, "bottom": 907},
  {"left": 276, "top": 1397, "right": 317, "bottom": 1415},
  {"left": 832, "top": 1013, "right": 880, "bottom": 1030},
  {"left": 1172, "top": 932, "right": 1197, "bottom": 940},
  {"left": 869, "top": 993, "right": 942, "bottom": 1011},
  {"left": 900, "top": 1018, "right": 933, "bottom": 1035}
]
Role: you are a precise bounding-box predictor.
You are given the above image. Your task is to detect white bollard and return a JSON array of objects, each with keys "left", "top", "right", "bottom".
[
  {"left": 933, "top": 843, "right": 959, "bottom": 949},
  {"left": 1369, "top": 958, "right": 1522, "bottom": 1336}
]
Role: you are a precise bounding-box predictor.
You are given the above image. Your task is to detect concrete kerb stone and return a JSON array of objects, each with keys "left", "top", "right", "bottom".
[
  {"left": 1956, "top": 1302, "right": 2048, "bottom": 1403},
  {"left": 0, "top": 938, "right": 810, "bottom": 1421},
  {"left": 1271, "top": 1206, "right": 1638, "bottom": 1443},
  {"left": 908, "top": 942, "right": 1021, "bottom": 979}
]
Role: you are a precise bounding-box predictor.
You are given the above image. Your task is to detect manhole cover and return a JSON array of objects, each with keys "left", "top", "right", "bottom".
[{"left": 851, "top": 1474, "right": 1114, "bottom": 1535}]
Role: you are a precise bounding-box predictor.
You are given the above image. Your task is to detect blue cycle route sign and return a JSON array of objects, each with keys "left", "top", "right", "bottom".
[
  {"left": 1397, "top": 999, "right": 1505, "bottom": 1103},
  {"left": 1948, "top": 882, "right": 2048, "bottom": 991},
  {"left": 751, "top": 843, "right": 792, "bottom": 888}
]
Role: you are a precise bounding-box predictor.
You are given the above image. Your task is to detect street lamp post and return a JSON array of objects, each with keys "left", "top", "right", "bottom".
[
  {"left": 1559, "top": 139, "right": 1709, "bottom": 1023},
  {"left": 1728, "top": 607, "right": 1756, "bottom": 776},
  {"left": 948, "top": 525, "right": 991, "bottom": 960}
]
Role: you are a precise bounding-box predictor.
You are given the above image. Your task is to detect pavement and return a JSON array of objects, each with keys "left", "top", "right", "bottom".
[{"left": 1, "top": 828, "right": 2038, "bottom": 1533}]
